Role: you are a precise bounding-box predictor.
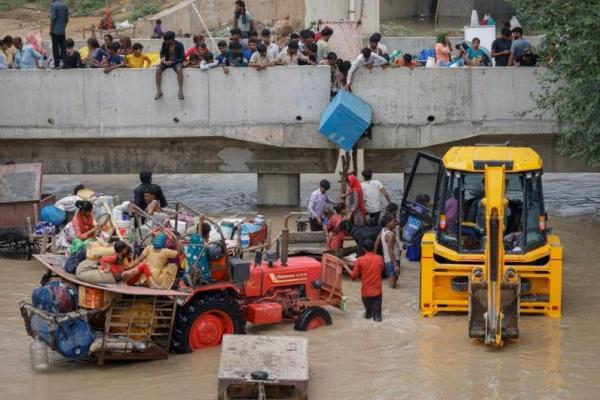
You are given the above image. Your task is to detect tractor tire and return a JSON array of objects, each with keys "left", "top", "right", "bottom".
[
  {"left": 171, "top": 292, "right": 244, "bottom": 354},
  {"left": 294, "top": 307, "right": 332, "bottom": 331}
]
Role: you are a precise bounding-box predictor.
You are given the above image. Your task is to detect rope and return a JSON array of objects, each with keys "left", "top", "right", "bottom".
[{"left": 190, "top": 0, "right": 217, "bottom": 49}]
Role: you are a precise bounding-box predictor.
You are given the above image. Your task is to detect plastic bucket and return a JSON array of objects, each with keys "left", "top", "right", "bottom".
[
  {"left": 115, "top": 220, "right": 131, "bottom": 237},
  {"left": 220, "top": 221, "right": 235, "bottom": 240}
]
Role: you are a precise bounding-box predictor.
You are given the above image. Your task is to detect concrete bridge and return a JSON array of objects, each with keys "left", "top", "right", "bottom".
[{"left": 0, "top": 66, "right": 595, "bottom": 204}]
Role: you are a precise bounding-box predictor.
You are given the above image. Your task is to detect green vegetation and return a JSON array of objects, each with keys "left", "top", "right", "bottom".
[
  {"left": 130, "top": 0, "right": 160, "bottom": 21},
  {"left": 0, "top": 0, "right": 105, "bottom": 15},
  {"left": 0, "top": 0, "right": 35, "bottom": 12},
  {"left": 508, "top": 0, "right": 600, "bottom": 164}
]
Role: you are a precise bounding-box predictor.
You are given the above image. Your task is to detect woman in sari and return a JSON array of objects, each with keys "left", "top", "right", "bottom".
[{"left": 345, "top": 174, "right": 367, "bottom": 226}]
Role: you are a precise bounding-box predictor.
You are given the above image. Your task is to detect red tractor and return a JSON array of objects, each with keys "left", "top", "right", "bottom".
[{"left": 170, "top": 213, "right": 345, "bottom": 353}]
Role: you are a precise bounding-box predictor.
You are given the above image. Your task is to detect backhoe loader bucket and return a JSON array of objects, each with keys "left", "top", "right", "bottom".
[
  {"left": 500, "top": 281, "right": 520, "bottom": 339},
  {"left": 468, "top": 280, "right": 487, "bottom": 339},
  {"left": 468, "top": 279, "right": 520, "bottom": 340}
]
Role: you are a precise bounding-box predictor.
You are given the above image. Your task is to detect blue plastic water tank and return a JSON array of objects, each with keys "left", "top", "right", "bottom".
[{"left": 319, "top": 90, "right": 372, "bottom": 151}]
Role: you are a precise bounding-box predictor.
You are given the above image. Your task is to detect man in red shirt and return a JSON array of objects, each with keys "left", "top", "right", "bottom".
[{"left": 350, "top": 238, "right": 385, "bottom": 321}]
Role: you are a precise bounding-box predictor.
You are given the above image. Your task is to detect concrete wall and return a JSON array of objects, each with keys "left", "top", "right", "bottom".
[
  {"left": 0, "top": 67, "right": 330, "bottom": 148},
  {"left": 2, "top": 66, "right": 593, "bottom": 174},
  {"left": 352, "top": 67, "right": 556, "bottom": 149},
  {"left": 380, "top": 0, "right": 419, "bottom": 20},
  {"left": 304, "top": 0, "right": 380, "bottom": 34}
]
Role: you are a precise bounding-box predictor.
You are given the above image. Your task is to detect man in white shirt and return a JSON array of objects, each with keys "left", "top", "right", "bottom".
[
  {"left": 368, "top": 33, "right": 388, "bottom": 57},
  {"left": 276, "top": 40, "right": 311, "bottom": 65},
  {"left": 361, "top": 170, "right": 392, "bottom": 226},
  {"left": 308, "top": 179, "right": 334, "bottom": 231},
  {"left": 261, "top": 29, "right": 280, "bottom": 61},
  {"left": 345, "top": 47, "right": 388, "bottom": 89}
]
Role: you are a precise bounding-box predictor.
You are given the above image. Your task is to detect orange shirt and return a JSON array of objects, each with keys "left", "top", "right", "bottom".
[
  {"left": 326, "top": 214, "right": 346, "bottom": 250},
  {"left": 72, "top": 211, "right": 95, "bottom": 240},
  {"left": 351, "top": 252, "right": 384, "bottom": 297},
  {"left": 100, "top": 254, "right": 124, "bottom": 278}
]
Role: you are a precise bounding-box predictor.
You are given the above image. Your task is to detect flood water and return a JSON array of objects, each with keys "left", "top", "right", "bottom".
[{"left": 1, "top": 173, "right": 600, "bottom": 399}]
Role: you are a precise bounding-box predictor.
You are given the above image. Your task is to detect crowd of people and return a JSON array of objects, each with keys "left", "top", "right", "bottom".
[
  {"left": 307, "top": 169, "right": 402, "bottom": 319},
  {"left": 1, "top": 0, "right": 537, "bottom": 99}
]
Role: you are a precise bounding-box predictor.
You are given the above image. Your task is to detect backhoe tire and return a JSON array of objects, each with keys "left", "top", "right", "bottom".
[
  {"left": 294, "top": 307, "right": 332, "bottom": 331},
  {"left": 171, "top": 292, "right": 244, "bottom": 353}
]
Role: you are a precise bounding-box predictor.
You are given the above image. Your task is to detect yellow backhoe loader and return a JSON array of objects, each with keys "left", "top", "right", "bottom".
[{"left": 400, "top": 146, "right": 562, "bottom": 347}]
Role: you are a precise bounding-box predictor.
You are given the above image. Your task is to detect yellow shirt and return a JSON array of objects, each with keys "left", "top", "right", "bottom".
[
  {"left": 125, "top": 53, "right": 151, "bottom": 68},
  {"left": 142, "top": 246, "right": 178, "bottom": 273}
]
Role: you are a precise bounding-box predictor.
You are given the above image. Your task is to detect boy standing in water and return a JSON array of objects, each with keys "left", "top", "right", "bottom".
[
  {"left": 377, "top": 213, "right": 402, "bottom": 288},
  {"left": 351, "top": 239, "right": 385, "bottom": 321}
]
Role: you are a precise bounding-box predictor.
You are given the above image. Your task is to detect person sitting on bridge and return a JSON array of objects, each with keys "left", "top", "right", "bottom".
[
  {"left": 345, "top": 47, "right": 388, "bottom": 90},
  {"left": 101, "top": 34, "right": 113, "bottom": 53},
  {"left": 125, "top": 43, "right": 151, "bottom": 68},
  {"left": 13, "top": 36, "right": 44, "bottom": 69},
  {"left": 155, "top": 31, "right": 185, "bottom": 101},
  {"left": 351, "top": 238, "right": 385, "bottom": 322}
]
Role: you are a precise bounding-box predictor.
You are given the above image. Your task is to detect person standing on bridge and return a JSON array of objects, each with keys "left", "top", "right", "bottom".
[
  {"left": 49, "top": 0, "right": 68, "bottom": 69},
  {"left": 233, "top": 1, "right": 255, "bottom": 41}
]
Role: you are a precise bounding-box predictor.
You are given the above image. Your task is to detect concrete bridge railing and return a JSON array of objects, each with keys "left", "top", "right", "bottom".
[{"left": 0, "top": 66, "right": 555, "bottom": 148}]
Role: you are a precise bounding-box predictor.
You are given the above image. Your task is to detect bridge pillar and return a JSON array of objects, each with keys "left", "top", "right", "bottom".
[{"left": 257, "top": 174, "right": 300, "bottom": 206}]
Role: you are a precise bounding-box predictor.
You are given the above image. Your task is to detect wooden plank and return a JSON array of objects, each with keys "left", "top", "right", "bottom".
[{"left": 34, "top": 254, "right": 189, "bottom": 297}]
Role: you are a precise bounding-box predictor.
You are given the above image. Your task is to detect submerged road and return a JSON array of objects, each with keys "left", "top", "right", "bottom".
[{"left": 1, "top": 217, "right": 600, "bottom": 400}]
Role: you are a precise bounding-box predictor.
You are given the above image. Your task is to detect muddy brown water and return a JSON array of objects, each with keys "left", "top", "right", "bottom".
[{"left": 1, "top": 174, "right": 600, "bottom": 399}]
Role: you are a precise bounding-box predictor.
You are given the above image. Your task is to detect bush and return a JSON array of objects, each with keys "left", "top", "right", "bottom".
[{"left": 130, "top": 2, "right": 160, "bottom": 21}]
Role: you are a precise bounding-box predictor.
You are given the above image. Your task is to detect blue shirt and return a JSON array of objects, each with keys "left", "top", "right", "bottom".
[
  {"left": 467, "top": 47, "right": 486, "bottom": 60},
  {"left": 50, "top": 1, "right": 69, "bottom": 35},
  {"left": 106, "top": 54, "right": 123, "bottom": 66},
  {"left": 14, "top": 45, "right": 43, "bottom": 69},
  {"left": 243, "top": 48, "right": 254, "bottom": 60},
  {"left": 511, "top": 38, "right": 532, "bottom": 58}
]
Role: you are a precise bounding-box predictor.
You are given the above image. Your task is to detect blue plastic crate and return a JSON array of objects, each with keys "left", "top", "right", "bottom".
[{"left": 319, "top": 90, "right": 372, "bottom": 151}]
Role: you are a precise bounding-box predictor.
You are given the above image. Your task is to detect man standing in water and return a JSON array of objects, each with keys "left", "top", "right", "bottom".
[
  {"left": 308, "top": 179, "right": 334, "bottom": 231},
  {"left": 361, "top": 170, "right": 391, "bottom": 226},
  {"left": 49, "top": 0, "right": 69, "bottom": 69}
]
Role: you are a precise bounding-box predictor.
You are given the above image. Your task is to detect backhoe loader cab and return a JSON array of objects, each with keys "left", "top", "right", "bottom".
[{"left": 401, "top": 147, "right": 562, "bottom": 346}]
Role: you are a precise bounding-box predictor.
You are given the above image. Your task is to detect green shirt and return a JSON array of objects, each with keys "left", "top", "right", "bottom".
[{"left": 317, "top": 40, "right": 329, "bottom": 63}]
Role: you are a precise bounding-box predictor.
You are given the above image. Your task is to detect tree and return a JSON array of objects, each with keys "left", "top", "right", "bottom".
[{"left": 507, "top": 1, "right": 600, "bottom": 164}]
